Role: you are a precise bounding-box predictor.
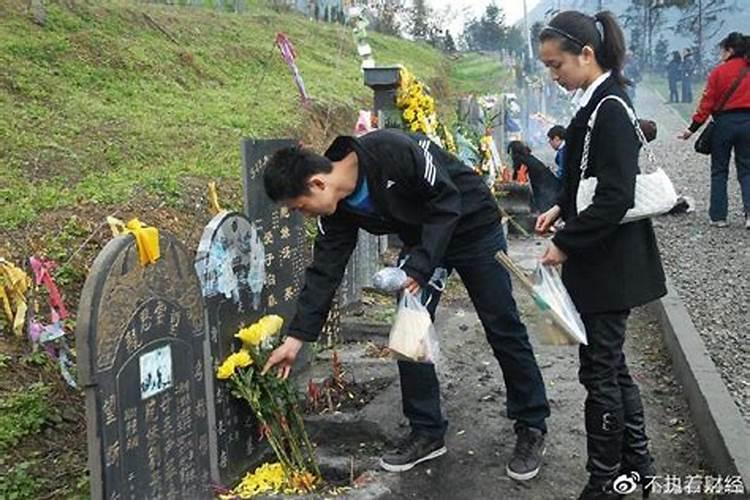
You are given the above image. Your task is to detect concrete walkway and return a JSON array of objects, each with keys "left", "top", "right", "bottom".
[{"left": 298, "top": 238, "right": 706, "bottom": 499}]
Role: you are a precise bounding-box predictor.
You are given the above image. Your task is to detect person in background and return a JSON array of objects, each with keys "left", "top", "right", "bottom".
[
  {"left": 507, "top": 140, "right": 560, "bottom": 213},
  {"left": 623, "top": 51, "right": 642, "bottom": 101},
  {"left": 547, "top": 124, "right": 567, "bottom": 179},
  {"left": 537, "top": 9, "right": 667, "bottom": 499},
  {"left": 679, "top": 32, "right": 750, "bottom": 228},
  {"left": 682, "top": 48, "right": 695, "bottom": 103},
  {"left": 666, "top": 51, "right": 682, "bottom": 103}
]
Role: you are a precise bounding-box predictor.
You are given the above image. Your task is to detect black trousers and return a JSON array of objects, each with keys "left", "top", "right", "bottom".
[
  {"left": 397, "top": 225, "right": 550, "bottom": 438},
  {"left": 579, "top": 311, "right": 651, "bottom": 481}
]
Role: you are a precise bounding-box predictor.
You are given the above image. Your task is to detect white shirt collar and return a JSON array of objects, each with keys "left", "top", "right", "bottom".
[{"left": 572, "top": 71, "right": 612, "bottom": 110}]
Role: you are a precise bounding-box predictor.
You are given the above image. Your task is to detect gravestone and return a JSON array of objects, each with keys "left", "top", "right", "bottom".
[
  {"left": 195, "top": 211, "right": 265, "bottom": 485},
  {"left": 76, "top": 232, "right": 211, "bottom": 500},
  {"left": 241, "top": 139, "right": 308, "bottom": 326}
]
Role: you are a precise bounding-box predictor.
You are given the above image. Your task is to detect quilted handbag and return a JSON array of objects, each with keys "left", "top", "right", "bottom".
[{"left": 576, "top": 95, "right": 678, "bottom": 224}]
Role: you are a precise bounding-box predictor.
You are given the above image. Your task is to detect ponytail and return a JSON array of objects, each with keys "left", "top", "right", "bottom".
[{"left": 539, "top": 10, "right": 629, "bottom": 86}]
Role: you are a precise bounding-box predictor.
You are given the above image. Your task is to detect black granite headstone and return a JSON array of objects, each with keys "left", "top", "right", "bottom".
[
  {"left": 241, "top": 139, "right": 308, "bottom": 327},
  {"left": 195, "top": 211, "right": 265, "bottom": 485},
  {"left": 76, "top": 233, "right": 210, "bottom": 500}
]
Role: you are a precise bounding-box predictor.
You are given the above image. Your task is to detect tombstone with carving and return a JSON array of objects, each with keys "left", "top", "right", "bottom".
[
  {"left": 76, "top": 232, "right": 211, "bottom": 500},
  {"left": 195, "top": 211, "right": 267, "bottom": 484}
]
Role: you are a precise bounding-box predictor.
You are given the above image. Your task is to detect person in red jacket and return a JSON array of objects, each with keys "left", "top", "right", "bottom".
[{"left": 679, "top": 32, "right": 750, "bottom": 228}]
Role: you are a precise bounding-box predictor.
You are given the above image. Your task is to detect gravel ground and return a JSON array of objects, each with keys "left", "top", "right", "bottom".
[{"left": 635, "top": 84, "right": 750, "bottom": 423}]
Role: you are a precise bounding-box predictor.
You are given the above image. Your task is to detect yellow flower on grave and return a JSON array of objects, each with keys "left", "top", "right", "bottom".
[
  {"left": 222, "top": 462, "right": 287, "bottom": 498},
  {"left": 236, "top": 323, "right": 264, "bottom": 347},
  {"left": 230, "top": 349, "right": 254, "bottom": 369},
  {"left": 216, "top": 357, "right": 237, "bottom": 380},
  {"left": 258, "top": 314, "right": 284, "bottom": 337}
]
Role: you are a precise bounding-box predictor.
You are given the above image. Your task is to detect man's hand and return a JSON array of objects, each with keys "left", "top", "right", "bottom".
[
  {"left": 403, "top": 277, "right": 421, "bottom": 295},
  {"left": 541, "top": 242, "right": 568, "bottom": 266},
  {"left": 678, "top": 129, "right": 693, "bottom": 140},
  {"left": 262, "top": 336, "right": 304, "bottom": 379},
  {"left": 535, "top": 205, "right": 561, "bottom": 234}
]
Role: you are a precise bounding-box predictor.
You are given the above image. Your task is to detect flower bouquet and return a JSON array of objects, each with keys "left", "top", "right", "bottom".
[{"left": 216, "top": 315, "right": 320, "bottom": 497}]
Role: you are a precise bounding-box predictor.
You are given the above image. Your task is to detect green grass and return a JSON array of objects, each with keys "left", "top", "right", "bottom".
[
  {"left": 450, "top": 52, "right": 513, "bottom": 96},
  {"left": 0, "top": 0, "right": 449, "bottom": 230},
  {"left": 0, "top": 383, "right": 50, "bottom": 453},
  {"left": 643, "top": 74, "right": 704, "bottom": 123}
]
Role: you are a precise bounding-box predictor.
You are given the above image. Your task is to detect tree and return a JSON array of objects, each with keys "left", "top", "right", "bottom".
[
  {"left": 654, "top": 37, "right": 669, "bottom": 74},
  {"left": 673, "top": 0, "right": 734, "bottom": 71},
  {"left": 371, "top": 0, "right": 407, "bottom": 36},
  {"left": 409, "top": 0, "right": 430, "bottom": 40},
  {"left": 443, "top": 30, "right": 457, "bottom": 53},
  {"left": 622, "top": 0, "right": 677, "bottom": 68},
  {"left": 462, "top": 3, "right": 522, "bottom": 55}
]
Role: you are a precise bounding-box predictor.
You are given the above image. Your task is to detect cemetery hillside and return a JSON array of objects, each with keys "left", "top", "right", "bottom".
[{"left": 0, "top": 1, "right": 510, "bottom": 498}]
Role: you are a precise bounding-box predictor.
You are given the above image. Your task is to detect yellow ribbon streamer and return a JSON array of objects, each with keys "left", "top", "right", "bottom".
[
  {"left": 208, "top": 181, "right": 223, "bottom": 215},
  {"left": 0, "top": 258, "right": 30, "bottom": 336},
  {"left": 107, "top": 217, "right": 160, "bottom": 266}
]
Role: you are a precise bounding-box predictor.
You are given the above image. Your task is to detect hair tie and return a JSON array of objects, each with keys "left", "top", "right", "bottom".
[{"left": 593, "top": 17, "right": 605, "bottom": 44}]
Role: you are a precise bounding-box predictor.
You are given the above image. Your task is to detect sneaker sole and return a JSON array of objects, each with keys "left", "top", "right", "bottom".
[
  {"left": 378, "top": 446, "right": 448, "bottom": 472},
  {"left": 505, "top": 446, "right": 546, "bottom": 481}
]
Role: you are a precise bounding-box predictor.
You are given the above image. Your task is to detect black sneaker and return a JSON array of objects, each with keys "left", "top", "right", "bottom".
[
  {"left": 379, "top": 432, "right": 447, "bottom": 472},
  {"left": 577, "top": 479, "right": 623, "bottom": 500},
  {"left": 506, "top": 425, "right": 546, "bottom": 481}
]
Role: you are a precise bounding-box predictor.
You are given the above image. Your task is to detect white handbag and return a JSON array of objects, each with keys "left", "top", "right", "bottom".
[{"left": 576, "top": 95, "right": 678, "bottom": 223}]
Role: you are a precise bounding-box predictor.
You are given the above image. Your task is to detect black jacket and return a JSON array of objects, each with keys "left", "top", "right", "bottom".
[
  {"left": 553, "top": 76, "right": 666, "bottom": 314},
  {"left": 288, "top": 129, "right": 500, "bottom": 341}
]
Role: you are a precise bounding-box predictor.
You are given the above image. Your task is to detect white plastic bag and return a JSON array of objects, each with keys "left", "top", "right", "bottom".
[
  {"left": 531, "top": 264, "right": 587, "bottom": 345},
  {"left": 388, "top": 292, "right": 440, "bottom": 364},
  {"left": 372, "top": 267, "right": 408, "bottom": 293}
]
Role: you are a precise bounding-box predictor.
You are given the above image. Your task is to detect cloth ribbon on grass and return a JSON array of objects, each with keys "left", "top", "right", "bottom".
[
  {"left": 0, "top": 258, "right": 31, "bottom": 336},
  {"left": 275, "top": 32, "right": 310, "bottom": 104},
  {"left": 29, "top": 256, "right": 68, "bottom": 319},
  {"left": 107, "top": 217, "right": 160, "bottom": 266}
]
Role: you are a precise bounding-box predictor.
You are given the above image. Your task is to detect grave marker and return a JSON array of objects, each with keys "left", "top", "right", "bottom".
[{"left": 76, "top": 232, "right": 211, "bottom": 500}]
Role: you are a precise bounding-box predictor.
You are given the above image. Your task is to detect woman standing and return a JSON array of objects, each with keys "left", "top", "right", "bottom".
[
  {"left": 535, "top": 10, "right": 667, "bottom": 499},
  {"left": 666, "top": 51, "right": 682, "bottom": 103},
  {"left": 679, "top": 33, "right": 750, "bottom": 228}
]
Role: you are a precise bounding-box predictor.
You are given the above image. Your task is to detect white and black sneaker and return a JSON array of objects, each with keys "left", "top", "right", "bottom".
[
  {"left": 379, "top": 432, "right": 447, "bottom": 472},
  {"left": 506, "top": 426, "right": 546, "bottom": 481}
]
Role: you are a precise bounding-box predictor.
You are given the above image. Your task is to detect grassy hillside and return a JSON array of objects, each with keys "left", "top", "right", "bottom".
[
  {"left": 0, "top": 0, "right": 456, "bottom": 233},
  {"left": 0, "top": 2, "right": 511, "bottom": 497}
]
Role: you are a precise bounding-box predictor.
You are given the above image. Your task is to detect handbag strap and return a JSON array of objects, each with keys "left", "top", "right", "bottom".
[
  {"left": 579, "top": 95, "right": 655, "bottom": 179},
  {"left": 715, "top": 65, "right": 750, "bottom": 113}
]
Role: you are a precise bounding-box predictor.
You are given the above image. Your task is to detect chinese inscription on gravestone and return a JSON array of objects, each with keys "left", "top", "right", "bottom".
[
  {"left": 241, "top": 139, "right": 308, "bottom": 325},
  {"left": 76, "top": 233, "right": 211, "bottom": 499}
]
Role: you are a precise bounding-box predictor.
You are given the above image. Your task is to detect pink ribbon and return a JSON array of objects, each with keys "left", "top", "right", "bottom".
[
  {"left": 29, "top": 256, "right": 69, "bottom": 319},
  {"left": 275, "top": 32, "right": 310, "bottom": 104}
]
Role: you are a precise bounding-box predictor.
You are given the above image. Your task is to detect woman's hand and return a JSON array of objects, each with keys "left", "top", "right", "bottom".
[
  {"left": 540, "top": 242, "right": 568, "bottom": 266},
  {"left": 678, "top": 129, "right": 693, "bottom": 140},
  {"left": 535, "top": 205, "right": 561, "bottom": 234}
]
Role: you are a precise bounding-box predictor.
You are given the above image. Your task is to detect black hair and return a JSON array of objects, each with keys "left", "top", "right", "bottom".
[
  {"left": 671, "top": 51, "right": 682, "bottom": 62},
  {"left": 263, "top": 146, "right": 333, "bottom": 202},
  {"left": 507, "top": 140, "right": 531, "bottom": 163},
  {"left": 547, "top": 125, "right": 566, "bottom": 141},
  {"left": 719, "top": 32, "right": 750, "bottom": 60},
  {"left": 539, "top": 10, "right": 629, "bottom": 86}
]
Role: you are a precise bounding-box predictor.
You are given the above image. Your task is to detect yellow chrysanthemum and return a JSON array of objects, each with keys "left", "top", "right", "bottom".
[
  {"left": 229, "top": 349, "right": 253, "bottom": 369},
  {"left": 216, "top": 357, "right": 236, "bottom": 379},
  {"left": 236, "top": 323, "right": 264, "bottom": 346},
  {"left": 258, "top": 315, "right": 283, "bottom": 336}
]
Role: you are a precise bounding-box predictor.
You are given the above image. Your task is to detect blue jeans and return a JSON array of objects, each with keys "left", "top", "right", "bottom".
[
  {"left": 709, "top": 112, "right": 750, "bottom": 221},
  {"left": 397, "top": 225, "right": 550, "bottom": 437}
]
